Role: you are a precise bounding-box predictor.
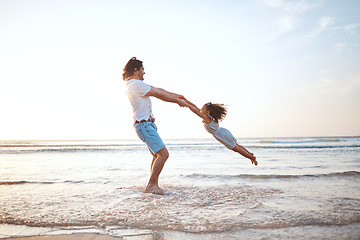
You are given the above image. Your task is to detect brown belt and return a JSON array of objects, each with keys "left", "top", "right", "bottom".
[{"left": 135, "top": 118, "right": 155, "bottom": 124}]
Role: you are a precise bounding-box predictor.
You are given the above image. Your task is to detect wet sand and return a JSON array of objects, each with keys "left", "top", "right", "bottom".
[
  {"left": 4, "top": 234, "right": 142, "bottom": 239},
  {"left": 4, "top": 234, "right": 122, "bottom": 240}
]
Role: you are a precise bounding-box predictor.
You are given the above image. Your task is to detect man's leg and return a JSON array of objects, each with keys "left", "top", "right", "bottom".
[
  {"left": 151, "top": 153, "right": 157, "bottom": 172},
  {"left": 146, "top": 147, "right": 169, "bottom": 194},
  {"left": 135, "top": 122, "right": 167, "bottom": 194}
]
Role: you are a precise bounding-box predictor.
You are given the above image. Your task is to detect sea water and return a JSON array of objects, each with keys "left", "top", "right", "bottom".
[{"left": 0, "top": 137, "right": 359, "bottom": 239}]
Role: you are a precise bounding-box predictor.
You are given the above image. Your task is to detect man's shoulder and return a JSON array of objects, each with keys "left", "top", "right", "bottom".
[
  {"left": 126, "top": 79, "right": 140, "bottom": 88},
  {"left": 126, "top": 78, "right": 137, "bottom": 84},
  {"left": 126, "top": 79, "right": 151, "bottom": 94},
  {"left": 127, "top": 79, "right": 147, "bottom": 85}
]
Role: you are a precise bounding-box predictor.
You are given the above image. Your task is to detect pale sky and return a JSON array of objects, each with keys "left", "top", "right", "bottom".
[{"left": 1, "top": 0, "right": 359, "bottom": 140}]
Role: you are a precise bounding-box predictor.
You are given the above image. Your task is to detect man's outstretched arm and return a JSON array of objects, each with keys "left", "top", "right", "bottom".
[
  {"left": 154, "top": 87, "right": 185, "bottom": 100},
  {"left": 146, "top": 87, "right": 187, "bottom": 107}
]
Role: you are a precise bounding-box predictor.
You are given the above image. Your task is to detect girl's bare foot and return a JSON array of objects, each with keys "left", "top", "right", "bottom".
[
  {"left": 249, "top": 155, "right": 258, "bottom": 166},
  {"left": 252, "top": 156, "right": 258, "bottom": 166}
]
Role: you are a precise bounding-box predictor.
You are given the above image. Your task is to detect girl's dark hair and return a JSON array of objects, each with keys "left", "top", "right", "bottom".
[
  {"left": 122, "top": 57, "right": 143, "bottom": 80},
  {"left": 205, "top": 102, "right": 227, "bottom": 122}
]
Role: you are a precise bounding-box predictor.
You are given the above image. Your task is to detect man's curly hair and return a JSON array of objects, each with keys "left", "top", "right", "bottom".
[{"left": 122, "top": 57, "right": 143, "bottom": 80}]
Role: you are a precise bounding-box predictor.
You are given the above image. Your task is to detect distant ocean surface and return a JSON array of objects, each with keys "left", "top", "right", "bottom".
[{"left": 1, "top": 137, "right": 359, "bottom": 239}]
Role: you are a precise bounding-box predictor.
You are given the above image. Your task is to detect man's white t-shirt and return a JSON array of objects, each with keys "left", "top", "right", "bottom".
[{"left": 126, "top": 79, "right": 155, "bottom": 123}]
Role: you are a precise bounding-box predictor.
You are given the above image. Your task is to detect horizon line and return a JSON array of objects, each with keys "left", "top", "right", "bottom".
[{"left": 1, "top": 135, "right": 359, "bottom": 142}]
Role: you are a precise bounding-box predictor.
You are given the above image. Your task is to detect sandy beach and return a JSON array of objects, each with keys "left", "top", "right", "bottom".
[{"left": 5, "top": 234, "right": 121, "bottom": 240}]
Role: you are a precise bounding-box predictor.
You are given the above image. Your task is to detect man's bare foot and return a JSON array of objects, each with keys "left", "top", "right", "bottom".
[{"left": 145, "top": 185, "right": 165, "bottom": 195}]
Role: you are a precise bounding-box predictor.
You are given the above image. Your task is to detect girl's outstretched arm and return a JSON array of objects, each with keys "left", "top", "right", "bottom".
[
  {"left": 185, "top": 100, "right": 211, "bottom": 124},
  {"left": 185, "top": 99, "right": 200, "bottom": 111}
]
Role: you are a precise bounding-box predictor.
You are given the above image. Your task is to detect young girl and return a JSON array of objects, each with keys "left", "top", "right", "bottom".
[{"left": 185, "top": 101, "right": 258, "bottom": 166}]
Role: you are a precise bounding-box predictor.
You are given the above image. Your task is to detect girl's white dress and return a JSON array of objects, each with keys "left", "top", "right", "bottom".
[{"left": 203, "top": 115, "right": 237, "bottom": 149}]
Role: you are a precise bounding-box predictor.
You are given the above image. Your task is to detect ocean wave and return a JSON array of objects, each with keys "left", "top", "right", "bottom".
[
  {"left": 0, "top": 180, "right": 90, "bottom": 185},
  {"left": 0, "top": 181, "right": 56, "bottom": 185},
  {"left": 1, "top": 142, "right": 359, "bottom": 153},
  {"left": 184, "top": 171, "right": 360, "bottom": 180},
  {"left": 0, "top": 181, "right": 27, "bottom": 185},
  {"left": 258, "top": 138, "right": 344, "bottom": 144},
  {"left": 254, "top": 137, "right": 360, "bottom": 149},
  {"left": 0, "top": 185, "right": 279, "bottom": 232},
  {"left": 0, "top": 146, "right": 144, "bottom": 154},
  {"left": 250, "top": 145, "right": 360, "bottom": 149},
  {"left": 1, "top": 136, "right": 360, "bottom": 153},
  {"left": 1, "top": 184, "right": 359, "bottom": 233}
]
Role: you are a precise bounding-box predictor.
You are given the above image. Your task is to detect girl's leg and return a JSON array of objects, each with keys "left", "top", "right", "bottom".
[
  {"left": 238, "top": 144, "right": 253, "bottom": 156},
  {"left": 232, "top": 144, "right": 258, "bottom": 166}
]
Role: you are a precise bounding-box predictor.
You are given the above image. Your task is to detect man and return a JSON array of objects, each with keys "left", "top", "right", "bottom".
[{"left": 123, "top": 57, "right": 187, "bottom": 194}]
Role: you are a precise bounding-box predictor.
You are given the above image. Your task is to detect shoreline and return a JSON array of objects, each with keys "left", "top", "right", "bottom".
[
  {"left": 2, "top": 223, "right": 360, "bottom": 240},
  {"left": 3, "top": 234, "right": 122, "bottom": 240},
  {"left": 0, "top": 224, "right": 159, "bottom": 240}
]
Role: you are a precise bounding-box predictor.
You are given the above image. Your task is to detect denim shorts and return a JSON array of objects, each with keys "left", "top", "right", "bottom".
[{"left": 135, "top": 122, "right": 165, "bottom": 154}]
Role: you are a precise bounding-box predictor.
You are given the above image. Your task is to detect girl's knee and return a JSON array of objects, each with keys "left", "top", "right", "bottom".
[{"left": 231, "top": 145, "right": 239, "bottom": 152}]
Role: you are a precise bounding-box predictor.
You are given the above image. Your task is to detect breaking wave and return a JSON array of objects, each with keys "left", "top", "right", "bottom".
[{"left": 184, "top": 171, "right": 360, "bottom": 180}]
